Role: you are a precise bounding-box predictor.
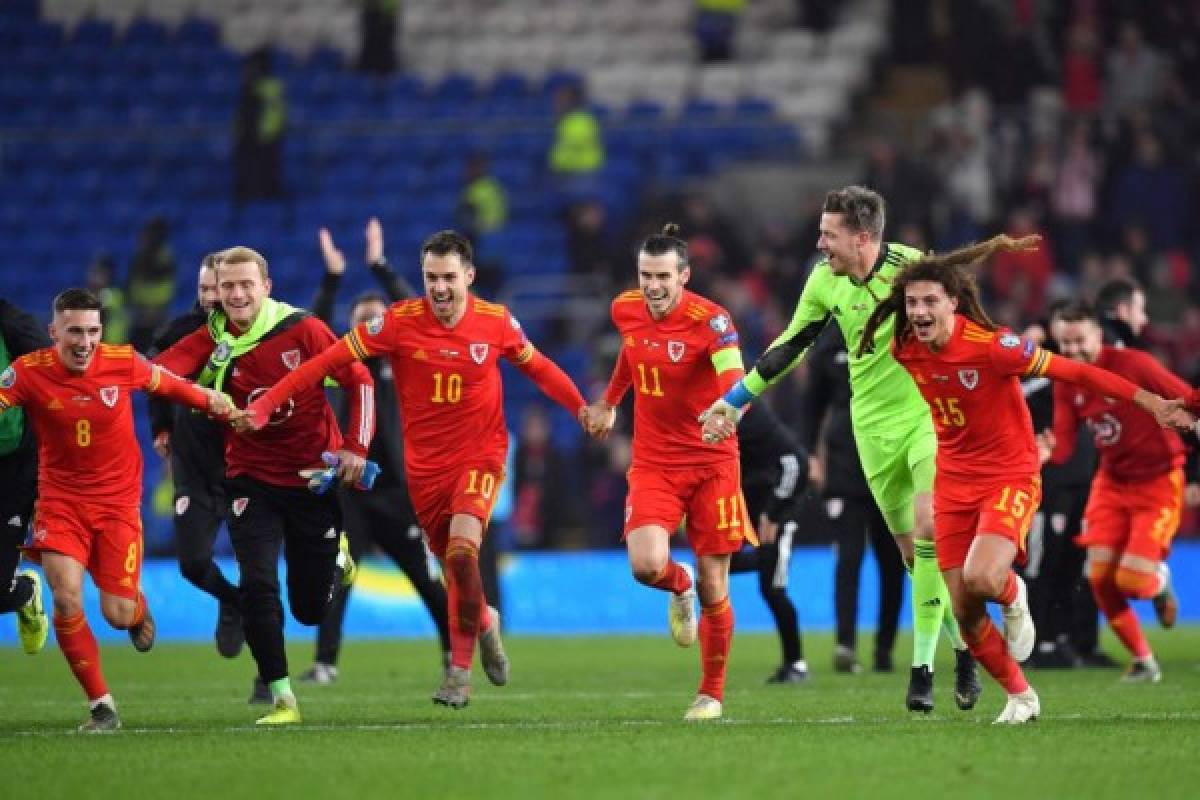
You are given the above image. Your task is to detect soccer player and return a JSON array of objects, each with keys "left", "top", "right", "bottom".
[
  {"left": 0, "top": 288, "right": 234, "bottom": 731},
  {"left": 1095, "top": 278, "right": 1147, "bottom": 348},
  {"left": 146, "top": 256, "right": 248, "bottom": 670},
  {"left": 241, "top": 230, "right": 587, "bottom": 709},
  {"left": 729, "top": 402, "right": 809, "bottom": 684},
  {"left": 1041, "top": 301, "right": 1187, "bottom": 682},
  {"left": 0, "top": 297, "right": 50, "bottom": 654},
  {"left": 154, "top": 247, "right": 375, "bottom": 726},
  {"left": 855, "top": 236, "right": 1182, "bottom": 723},
  {"left": 701, "top": 186, "right": 978, "bottom": 712},
  {"left": 582, "top": 224, "right": 751, "bottom": 721},
  {"left": 303, "top": 223, "right": 451, "bottom": 683}
]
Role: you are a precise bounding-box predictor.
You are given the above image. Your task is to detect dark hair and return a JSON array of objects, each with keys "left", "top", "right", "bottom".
[
  {"left": 1095, "top": 278, "right": 1141, "bottom": 315},
  {"left": 855, "top": 235, "right": 1040, "bottom": 357},
  {"left": 421, "top": 230, "right": 474, "bottom": 265},
  {"left": 53, "top": 288, "right": 103, "bottom": 315},
  {"left": 639, "top": 223, "right": 689, "bottom": 267},
  {"left": 823, "top": 185, "right": 886, "bottom": 241},
  {"left": 1049, "top": 300, "right": 1099, "bottom": 325},
  {"left": 200, "top": 252, "right": 220, "bottom": 270}
]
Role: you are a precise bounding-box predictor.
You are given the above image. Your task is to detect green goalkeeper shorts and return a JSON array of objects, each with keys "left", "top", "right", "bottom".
[{"left": 855, "top": 414, "right": 936, "bottom": 535}]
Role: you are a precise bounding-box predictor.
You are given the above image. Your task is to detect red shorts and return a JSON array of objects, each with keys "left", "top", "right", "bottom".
[
  {"left": 25, "top": 499, "right": 143, "bottom": 599},
  {"left": 1078, "top": 468, "right": 1182, "bottom": 561},
  {"left": 624, "top": 460, "right": 755, "bottom": 557},
  {"left": 934, "top": 474, "right": 1041, "bottom": 571},
  {"left": 408, "top": 463, "right": 505, "bottom": 559}
]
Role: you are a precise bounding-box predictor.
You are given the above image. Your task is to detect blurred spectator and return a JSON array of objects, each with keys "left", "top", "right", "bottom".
[
  {"left": 126, "top": 217, "right": 177, "bottom": 351},
  {"left": 233, "top": 48, "right": 287, "bottom": 202},
  {"left": 548, "top": 84, "right": 604, "bottom": 178},
  {"left": 694, "top": 0, "right": 746, "bottom": 63},
  {"left": 1095, "top": 277, "right": 1147, "bottom": 348},
  {"left": 1105, "top": 22, "right": 1164, "bottom": 122},
  {"left": 1108, "top": 131, "right": 1191, "bottom": 251},
  {"left": 676, "top": 193, "right": 749, "bottom": 286},
  {"left": 458, "top": 153, "right": 508, "bottom": 239},
  {"left": 1061, "top": 18, "right": 1104, "bottom": 114},
  {"left": 861, "top": 137, "right": 936, "bottom": 237},
  {"left": 796, "top": 0, "right": 835, "bottom": 34},
  {"left": 990, "top": 207, "right": 1055, "bottom": 321},
  {"left": 358, "top": 0, "right": 399, "bottom": 74},
  {"left": 85, "top": 254, "right": 129, "bottom": 345},
  {"left": 566, "top": 201, "right": 622, "bottom": 288},
  {"left": 512, "top": 407, "right": 573, "bottom": 549},
  {"left": 1144, "top": 258, "right": 1188, "bottom": 327},
  {"left": 1050, "top": 121, "right": 1101, "bottom": 273}
]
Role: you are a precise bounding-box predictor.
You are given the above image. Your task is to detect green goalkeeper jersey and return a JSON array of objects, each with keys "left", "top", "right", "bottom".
[{"left": 743, "top": 242, "right": 929, "bottom": 437}]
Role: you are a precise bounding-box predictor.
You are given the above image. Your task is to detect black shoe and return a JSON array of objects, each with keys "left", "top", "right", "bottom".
[
  {"left": 1027, "top": 641, "right": 1076, "bottom": 669},
  {"left": 953, "top": 649, "right": 982, "bottom": 710},
  {"left": 873, "top": 652, "right": 895, "bottom": 673},
  {"left": 1077, "top": 650, "right": 1119, "bottom": 669},
  {"left": 78, "top": 701, "right": 121, "bottom": 733},
  {"left": 128, "top": 606, "right": 156, "bottom": 653},
  {"left": 248, "top": 675, "right": 272, "bottom": 705},
  {"left": 766, "top": 662, "right": 809, "bottom": 684},
  {"left": 906, "top": 665, "right": 934, "bottom": 713},
  {"left": 833, "top": 645, "right": 862, "bottom": 674},
  {"left": 215, "top": 602, "right": 244, "bottom": 659}
]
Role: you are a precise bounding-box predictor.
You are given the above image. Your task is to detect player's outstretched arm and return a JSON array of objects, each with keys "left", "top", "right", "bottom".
[
  {"left": 145, "top": 362, "right": 234, "bottom": 420},
  {"left": 512, "top": 347, "right": 586, "bottom": 419},
  {"left": 366, "top": 217, "right": 418, "bottom": 300},
  {"left": 244, "top": 338, "right": 360, "bottom": 430},
  {"left": 700, "top": 348, "right": 745, "bottom": 443},
  {"left": 1041, "top": 353, "right": 1184, "bottom": 429}
]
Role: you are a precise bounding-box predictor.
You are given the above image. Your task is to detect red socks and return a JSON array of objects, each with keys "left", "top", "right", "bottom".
[
  {"left": 1089, "top": 563, "right": 1152, "bottom": 659},
  {"left": 698, "top": 596, "right": 733, "bottom": 701},
  {"left": 997, "top": 571, "right": 1019, "bottom": 606},
  {"left": 53, "top": 612, "right": 108, "bottom": 701},
  {"left": 650, "top": 561, "right": 692, "bottom": 595},
  {"left": 129, "top": 592, "right": 147, "bottom": 629},
  {"left": 962, "top": 617, "right": 1028, "bottom": 694},
  {"left": 444, "top": 537, "right": 485, "bottom": 670}
]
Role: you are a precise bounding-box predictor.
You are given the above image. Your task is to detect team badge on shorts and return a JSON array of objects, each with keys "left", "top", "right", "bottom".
[
  {"left": 957, "top": 369, "right": 979, "bottom": 390},
  {"left": 99, "top": 386, "right": 119, "bottom": 407},
  {"left": 232, "top": 497, "right": 249, "bottom": 517},
  {"left": 0, "top": 366, "right": 14, "bottom": 389},
  {"left": 365, "top": 315, "right": 384, "bottom": 336},
  {"left": 281, "top": 349, "right": 302, "bottom": 370},
  {"left": 470, "top": 343, "right": 489, "bottom": 364},
  {"left": 668, "top": 341, "right": 686, "bottom": 362},
  {"left": 175, "top": 496, "right": 190, "bottom": 516}
]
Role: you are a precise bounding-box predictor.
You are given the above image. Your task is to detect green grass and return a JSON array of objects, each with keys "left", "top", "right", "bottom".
[{"left": 2, "top": 628, "right": 1199, "bottom": 799}]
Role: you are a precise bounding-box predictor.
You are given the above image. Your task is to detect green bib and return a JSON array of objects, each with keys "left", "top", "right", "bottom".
[{"left": 0, "top": 334, "right": 25, "bottom": 456}]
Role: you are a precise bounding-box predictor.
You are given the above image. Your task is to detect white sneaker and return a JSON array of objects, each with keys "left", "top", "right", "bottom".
[
  {"left": 668, "top": 563, "right": 698, "bottom": 647},
  {"left": 298, "top": 662, "right": 338, "bottom": 685},
  {"left": 683, "top": 693, "right": 722, "bottom": 721},
  {"left": 992, "top": 687, "right": 1039, "bottom": 724},
  {"left": 1002, "top": 574, "right": 1037, "bottom": 662}
]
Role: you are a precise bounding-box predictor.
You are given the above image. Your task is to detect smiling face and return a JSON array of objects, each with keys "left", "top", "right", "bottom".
[
  {"left": 904, "top": 279, "right": 958, "bottom": 348},
  {"left": 817, "top": 212, "right": 870, "bottom": 277},
  {"left": 637, "top": 250, "right": 690, "bottom": 320},
  {"left": 422, "top": 251, "right": 475, "bottom": 326},
  {"left": 217, "top": 260, "right": 271, "bottom": 332},
  {"left": 1051, "top": 317, "right": 1103, "bottom": 364},
  {"left": 197, "top": 265, "right": 219, "bottom": 312},
  {"left": 50, "top": 308, "right": 103, "bottom": 373}
]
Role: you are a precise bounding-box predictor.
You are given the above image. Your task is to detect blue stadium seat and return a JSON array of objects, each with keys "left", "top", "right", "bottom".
[
  {"left": 72, "top": 18, "right": 116, "bottom": 48},
  {"left": 123, "top": 17, "right": 169, "bottom": 47},
  {"left": 175, "top": 17, "right": 219, "bottom": 48}
]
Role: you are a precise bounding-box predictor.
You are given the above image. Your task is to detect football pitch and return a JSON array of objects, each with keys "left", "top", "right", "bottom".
[{"left": 2, "top": 629, "right": 1198, "bottom": 799}]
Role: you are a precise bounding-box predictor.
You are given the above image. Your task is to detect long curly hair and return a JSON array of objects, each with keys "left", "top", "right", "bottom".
[{"left": 855, "top": 235, "right": 1040, "bottom": 358}]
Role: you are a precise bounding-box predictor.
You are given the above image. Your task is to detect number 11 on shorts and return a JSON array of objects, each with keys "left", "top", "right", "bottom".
[{"left": 716, "top": 495, "right": 741, "bottom": 530}]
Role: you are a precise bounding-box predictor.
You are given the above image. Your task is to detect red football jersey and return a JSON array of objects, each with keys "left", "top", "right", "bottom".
[
  {"left": 1051, "top": 345, "right": 1190, "bottom": 482},
  {"left": 894, "top": 316, "right": 1046, "bottom": 485},
  {"left": 345, "top": 295, "right": 531, "bottom": 480},
  {"left": 155, "top": 314, "right": 373, "bottom": 488},
  {"left": 604, "top": 289, "right": 741, "bottom": 470},
  {"left": 0, "top": 344, "right": 158, "bottom": 505}
]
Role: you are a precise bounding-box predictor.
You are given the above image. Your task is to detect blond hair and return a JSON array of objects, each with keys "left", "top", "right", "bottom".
[{"left": 215, "top": 246, "right": 269, "bottom": 280}]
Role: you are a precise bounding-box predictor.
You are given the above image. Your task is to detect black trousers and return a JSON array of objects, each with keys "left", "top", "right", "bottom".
[
  {"left": 0, "top": 449, "right": 36, "bottom": 613},
  {"left": 172, "top": 451, "right": 239, "bottom": 609},
  {"left": 829, "top": 495, "right": 905, "bottom": 660},
  {"left": 729, "top": 488, "right": 803, "bottom": 665},
  {"left": 226, "top": 474, "right": 342, "bottom": 683},
  {"left": 315, "top": 485, "right": 450, "bottom": 665},
  {"left": 1024, "top": 482, "right": 1100, "bottom": 655}
]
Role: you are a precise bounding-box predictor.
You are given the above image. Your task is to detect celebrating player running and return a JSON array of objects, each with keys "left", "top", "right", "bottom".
[{"left": 854, "top": 236, "right": 1185, "bottom": 723}]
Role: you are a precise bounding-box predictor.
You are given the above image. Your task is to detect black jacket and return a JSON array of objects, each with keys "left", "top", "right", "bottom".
[
  {"left": 801, "top": 327, "right": 871, "bottom": 499},
  {"left": 146, "top": 305, "right": 226, "bottom": 481},
  {"left": 0, "top": 299, "right": 52, "bottom": 458},
  {"left": 738, "top": 402, "right": 808, "bottom": 523}
]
